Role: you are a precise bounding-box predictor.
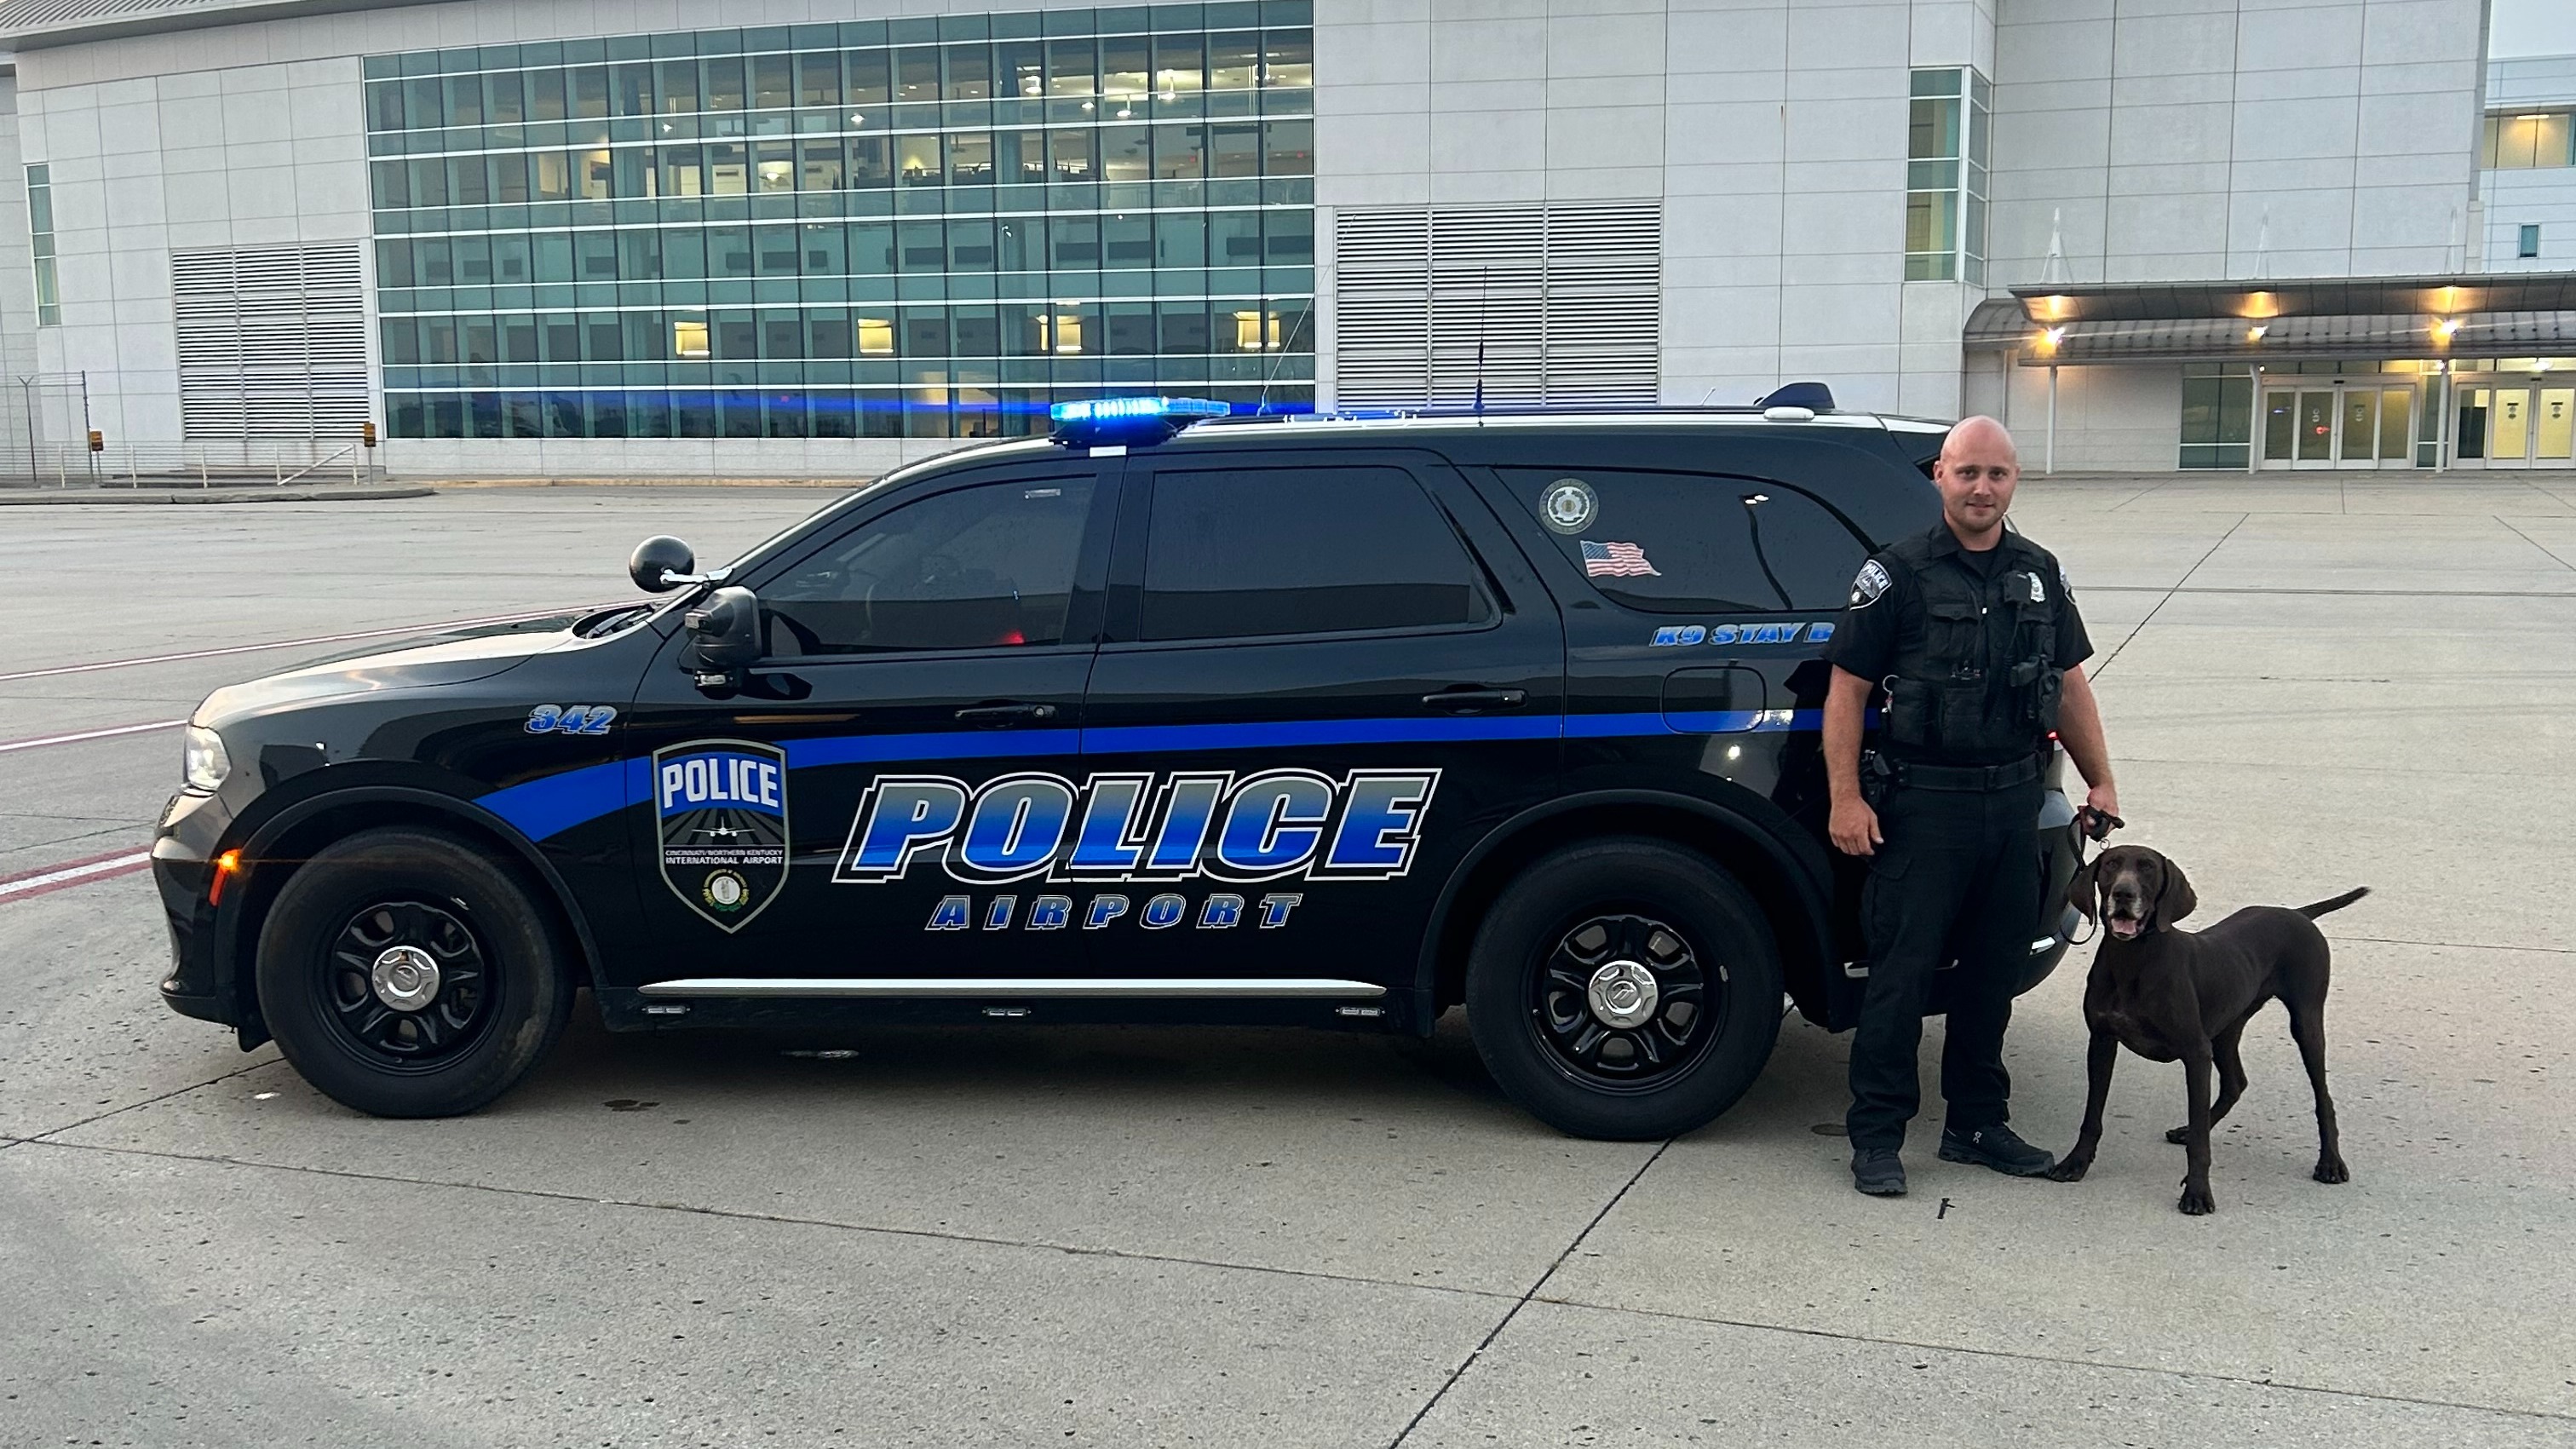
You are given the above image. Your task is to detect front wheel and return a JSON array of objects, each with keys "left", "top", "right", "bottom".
[
  {"left": 255, "top": 828, "right": 575, "bottom": 1118},
  {"left": 1466, "top": 838, "right": 1783, "bottom": 1141}
]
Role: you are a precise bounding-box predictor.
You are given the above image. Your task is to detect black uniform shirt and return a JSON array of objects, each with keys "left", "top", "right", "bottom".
[{"left": 1821, "top": 524, "right": 2095, "bottom": 763}]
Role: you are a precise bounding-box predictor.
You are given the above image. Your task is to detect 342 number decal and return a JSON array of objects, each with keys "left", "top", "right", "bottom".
[{"left": 527, "top": 704, "right": 618, "bottom": 735}]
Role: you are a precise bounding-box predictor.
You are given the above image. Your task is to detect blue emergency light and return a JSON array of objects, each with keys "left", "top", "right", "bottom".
[{"left": 1049, "top": 395, "right": 1230, "bottom": 446}]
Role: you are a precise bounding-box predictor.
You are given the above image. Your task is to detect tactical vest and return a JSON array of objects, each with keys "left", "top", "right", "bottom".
[{"left": 1877, "top": 532, "right": 2063, "bottom": 762}]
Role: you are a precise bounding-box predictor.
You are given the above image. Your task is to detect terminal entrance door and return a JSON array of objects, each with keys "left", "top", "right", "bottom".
[
  {"left": 2457, "top": 385, "right": 2576, "bottom": 467},
  {"left": 2261, "top": 382, "right": 2413, "bottom": 469}
]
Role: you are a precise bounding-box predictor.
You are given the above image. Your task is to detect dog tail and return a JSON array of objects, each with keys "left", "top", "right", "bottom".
[{"left": 2297, "top": 886, "right": 2370, "bottom": 919}]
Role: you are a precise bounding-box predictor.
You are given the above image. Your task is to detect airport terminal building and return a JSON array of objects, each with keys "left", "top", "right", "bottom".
[{"left": 0, "top": 0, "right": 2562, "bottom": 480}]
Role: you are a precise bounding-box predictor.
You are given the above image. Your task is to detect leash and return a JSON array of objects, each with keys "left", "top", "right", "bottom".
[{"left": 2061, "top": 806, "right": 2125, "bottom": 946}]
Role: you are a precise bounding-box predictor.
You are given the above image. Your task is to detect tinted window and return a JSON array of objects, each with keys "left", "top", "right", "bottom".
[
  {"left": 760, "top": 478, "right": 1093, "bottom": 653},
  {"left": 1141, "top": 466, "right": 1489, "bottom": 641},
  {"left": 1502, "top": 468, "right": 1866, "bottom": 613}
]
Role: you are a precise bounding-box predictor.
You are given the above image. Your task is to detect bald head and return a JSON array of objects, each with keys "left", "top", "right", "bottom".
[
  {"left": 1934, "top": 415, "right": 2020, "bottom": 548},
  {"left": 1944, "top": 416, "right": 2018, "bottom": 469}
]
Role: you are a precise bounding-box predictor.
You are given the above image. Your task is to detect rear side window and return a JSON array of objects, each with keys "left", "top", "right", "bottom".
[
  {"left": 1141, "top": 466, "right": 1491, "bottom": 641},
  {"left": 759, "top": 478, "right": 1095, "bottom": 653},
  {"left": 1500, "top": 468, "right": 1866, "bottom": 613}
]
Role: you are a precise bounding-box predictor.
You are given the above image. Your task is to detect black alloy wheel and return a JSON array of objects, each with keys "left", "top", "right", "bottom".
[
  {"left": 1531, "top": 911, "right": 1721, "bottom": 1091},
  {"left": 1468, "top": 837, "right": 1784, "bottom": 1141},
  {"left": 320, "top": 899, "right": 497, "bottom": 1070},
  {"left": 256, "top": 828, "right": 576, "bottom": 1118}
]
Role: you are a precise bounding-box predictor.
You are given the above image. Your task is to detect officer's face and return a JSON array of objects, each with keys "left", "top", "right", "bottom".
[{"left": 1935, "top": 437, "right": 2019, "bottom": 537}]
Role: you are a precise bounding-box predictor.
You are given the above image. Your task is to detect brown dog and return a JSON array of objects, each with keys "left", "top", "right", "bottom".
[{"left": 2045, "top": 844, "right": 2366, "bottom": 1214}]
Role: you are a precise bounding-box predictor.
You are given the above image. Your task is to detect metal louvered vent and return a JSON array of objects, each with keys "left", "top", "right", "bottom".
[
  {"left": 171, "top": 243, "right": 368, "bottom": 440},
  {"left": 1332, "top": 201, "right": 1661, "bottom": 410},
  {"left": 0, "top": 0, "right": 227, "bottom": 32}
]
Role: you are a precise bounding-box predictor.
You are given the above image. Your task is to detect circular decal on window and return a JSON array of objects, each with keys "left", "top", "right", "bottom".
[{"left": 1540, "top": 478, "right": 1597, "bottom": 534}]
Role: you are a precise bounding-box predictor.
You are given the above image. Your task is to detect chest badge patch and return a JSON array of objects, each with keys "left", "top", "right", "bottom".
[
  {"left": 654, "top": 740, "right": 790, "bottom": 932},
  {"left": 2027, "top": 572, "right": 2046, "bottom": 603}
]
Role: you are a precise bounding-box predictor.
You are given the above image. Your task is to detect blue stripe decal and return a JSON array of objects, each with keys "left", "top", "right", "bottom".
[
  {"left": 787, "top": 728, "right": 1084, "bottom": 770},
  {"left": 477, "top": 758, "right": 646, "bottom": 842},
  {"left": 475, "top": 710, "right": 1839, "bottom": 842},
  {"left": 1079, "top": 715, "right": 1561, "bottom": 755}
]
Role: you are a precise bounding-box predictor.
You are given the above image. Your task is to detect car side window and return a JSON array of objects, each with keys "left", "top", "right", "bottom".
[
  {"left": 1141, "top": 465, "right": 1492, "bottom": 641},
  {"left": 759, "top": 478, "right": 1095, "bottom": 655},
  {"left": 1500, "top": 467, "right": 1866, "bottom": 613}
]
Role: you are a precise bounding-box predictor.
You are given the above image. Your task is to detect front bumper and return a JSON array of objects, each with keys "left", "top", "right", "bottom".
[{"left": 152, "top": 789, "right": 241, "bottom": 1027}]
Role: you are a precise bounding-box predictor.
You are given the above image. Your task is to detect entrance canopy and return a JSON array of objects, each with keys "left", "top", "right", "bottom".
[{"left": 1963, "top": 273, "right": 2576, "bottom": 364}]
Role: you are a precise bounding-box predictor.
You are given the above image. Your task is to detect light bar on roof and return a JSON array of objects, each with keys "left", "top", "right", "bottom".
[{"left": 1049, "top": 395, "right": 1230, "bottom": 446}]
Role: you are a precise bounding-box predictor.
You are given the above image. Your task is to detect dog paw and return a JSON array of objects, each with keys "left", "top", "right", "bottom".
[
  {"left": 2177, "top": 1181, "right": 2217, "bottom": 1216},
  {"left": 2314, "top": 1157, "right": 2350, "bottom": 1185},
  {"left": 2164, "top": 1125, "right": 2190, "bottom": 1145},
  {"left": 2044, "top": 1158, "right": 2090, "bottom": 1183}
]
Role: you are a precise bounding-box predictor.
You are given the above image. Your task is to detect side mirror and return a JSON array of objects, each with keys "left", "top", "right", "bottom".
[
  {"left": 684, "top": 586, "right": 763, "bottom": 684},
  {"left": 629, "top": 535, "right": 698, "bottom": 593}
]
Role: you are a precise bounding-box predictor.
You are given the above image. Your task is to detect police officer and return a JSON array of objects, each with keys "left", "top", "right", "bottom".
[{"left": 1819, "top": 416, "right": 2118, "bottom": 1198}]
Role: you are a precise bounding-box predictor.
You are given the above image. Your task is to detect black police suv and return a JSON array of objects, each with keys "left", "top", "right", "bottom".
[{"left": 153, "top": 397, "right": 2082, "bottom": 1140}]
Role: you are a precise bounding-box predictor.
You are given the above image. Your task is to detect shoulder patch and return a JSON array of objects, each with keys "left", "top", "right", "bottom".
[
  {"left": 1849, "top": 559, "right": 1893, "bottom": 607},
  {"left": 2058, "top": 562, "right": 2073, "bottom": 601}
]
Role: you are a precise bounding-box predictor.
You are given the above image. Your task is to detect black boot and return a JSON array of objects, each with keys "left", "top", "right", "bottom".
[
  {"left": 1939, "top": 1122, "right": 2056, "bottom": 1176},
  {"left": 1851, "top": 1147, "right": 1907, "bottom": 1196}
]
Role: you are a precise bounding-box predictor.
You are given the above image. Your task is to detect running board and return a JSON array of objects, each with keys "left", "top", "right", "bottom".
[{"left": 637, "top": 976, "right": 1387, "bottom": 1000}]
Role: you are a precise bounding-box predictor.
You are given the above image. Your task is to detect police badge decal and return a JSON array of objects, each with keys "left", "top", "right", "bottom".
[{"left": 654, "top": 740, "right": 790, "bottom": 931}]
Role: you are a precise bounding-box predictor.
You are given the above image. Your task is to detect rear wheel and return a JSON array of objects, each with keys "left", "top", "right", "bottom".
[
  {"left": 1467, "top": 838, "right": 1784, "bottom": 1140},
  {"left": 255, "top": 828, "right": 575, "bottom": 1118}
]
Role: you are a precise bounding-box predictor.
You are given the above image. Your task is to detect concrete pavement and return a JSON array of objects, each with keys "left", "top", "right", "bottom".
[{"left": 1, "top": 474, "right": 2568, "bottom": 1446}]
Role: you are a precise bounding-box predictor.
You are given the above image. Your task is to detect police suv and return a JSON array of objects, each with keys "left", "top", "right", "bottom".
[{"left": 154, "top": 394, "right": 2083, "bottom": 1140}]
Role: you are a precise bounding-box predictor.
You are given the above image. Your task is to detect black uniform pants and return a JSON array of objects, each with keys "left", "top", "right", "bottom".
[{"left": 1846, "top": 777, "right": 2043, "bottom": 1151}]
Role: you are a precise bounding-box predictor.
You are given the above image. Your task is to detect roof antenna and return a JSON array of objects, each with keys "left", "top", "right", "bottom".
[
  {"left": 1254, "top": 300, "right": 1314, "bottom": 416},
  {"left": 1472, "top": 264, "right": 1490, "bottom": 417}
]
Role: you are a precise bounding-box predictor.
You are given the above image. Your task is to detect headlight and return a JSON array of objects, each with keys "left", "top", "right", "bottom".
[{"left": 182, "top": 726, "right": 231, "bottom": 792}]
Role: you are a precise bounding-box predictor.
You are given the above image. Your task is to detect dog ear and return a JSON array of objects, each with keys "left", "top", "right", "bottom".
[
  {"left": 2066, "top": 856, "right": 2102, "bottom": 923},
  {"left": 2155, "top": 856, "right": 2198, "bottom": 925}
]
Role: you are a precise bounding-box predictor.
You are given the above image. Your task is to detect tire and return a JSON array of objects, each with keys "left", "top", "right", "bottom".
[
  {"left": 1466, "top": 837, "right": 1784, "bottom": 1141},
  {"left": 255, "top": 827, "right": 576, "bottom": 1118}
]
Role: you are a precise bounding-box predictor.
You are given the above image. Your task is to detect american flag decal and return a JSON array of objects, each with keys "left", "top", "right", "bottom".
[{"left": 1581, "top": 540, "right": 1659, "bottom": 578}]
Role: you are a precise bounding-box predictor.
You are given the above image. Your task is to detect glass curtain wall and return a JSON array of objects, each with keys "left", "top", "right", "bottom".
[
  {"left": 365, "top": 3, "right": 1316, "bottom": 441},
  {"left": 1903, "top": 67, "right": 1987, "bottom": 285},
  {"left": 25, "top": 164, "right": 58, "bottom": 325}
]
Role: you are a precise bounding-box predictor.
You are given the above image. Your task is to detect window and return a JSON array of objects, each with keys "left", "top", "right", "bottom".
[
  {"left": 2521, "top": 223, "right": 2543, "bottom": 260},
  {"left": 2177, "top": 365, "right": 2253, "bottom": 469},
  {"left": 1905, "top": 68, "right": 1987, "bottom": 284},
  {"left": 759, "top": 479, "right": 1095, "bottom": 654},
  {"left": 1141, "top": 467, "right": 1491, "bottom": 641},
  {"left": 25, "top": 164, "right": 58, "bottom": 325},
  {"left": 2482, "top": 112, "right": 2575, "bottom": 170},
  {"left": 1501, "top": 469, "right": 1864, "bottom": 614}
]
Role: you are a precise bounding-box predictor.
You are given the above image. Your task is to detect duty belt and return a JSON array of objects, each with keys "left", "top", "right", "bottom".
[{"left": 1889, "top": 753, "right": 2043, "bottom": 792}]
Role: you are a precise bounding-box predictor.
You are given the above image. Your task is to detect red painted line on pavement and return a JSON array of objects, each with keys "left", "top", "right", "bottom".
[
  {"left": 0, "top": 845, "right": 155, "bottom": 903},
  {"left": 0, "top": 719, "right": 186, "bottom": 754},
  {"left": 0, "top": 606, "right": 585, "bottom": 683}
]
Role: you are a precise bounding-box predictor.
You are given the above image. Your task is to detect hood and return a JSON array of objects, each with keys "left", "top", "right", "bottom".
[{"left": 193, "top": 609, "right": 604, "bottom": 724}]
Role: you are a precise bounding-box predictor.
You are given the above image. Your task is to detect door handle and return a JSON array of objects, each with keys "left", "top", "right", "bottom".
[
  {"left": 954, "top": 702, "right": 1059, "bottom": 727},
  {"left": 1421, "top": 687, "right": 1527, "bottom": 714}
]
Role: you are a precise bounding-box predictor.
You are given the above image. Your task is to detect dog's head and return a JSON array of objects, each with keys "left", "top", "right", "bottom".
[{"left": 2068, "top": 844, "right": 2197, "bottom": 940}]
